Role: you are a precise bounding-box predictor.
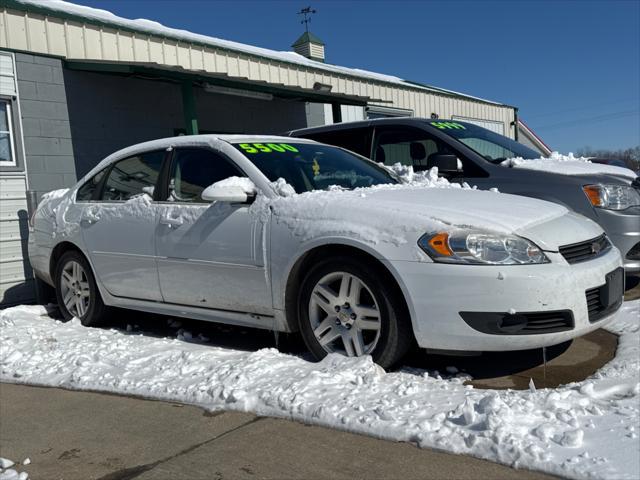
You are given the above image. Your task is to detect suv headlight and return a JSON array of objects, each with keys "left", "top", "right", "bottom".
[
  {"left": 418, "top": 231, "right": 549, "bottom": 265},
  {"left": 583, "top": 184, "right": 640, "bottom": 211}
]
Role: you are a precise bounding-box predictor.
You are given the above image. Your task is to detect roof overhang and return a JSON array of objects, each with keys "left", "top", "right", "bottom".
[{"left": 64, "top": 59, "right": 389, "bottom": 106}]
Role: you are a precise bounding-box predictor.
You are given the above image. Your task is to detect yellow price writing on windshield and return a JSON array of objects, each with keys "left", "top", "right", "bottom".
[{"left": 238, "top": 143, "right": 300, "bottom": 154}]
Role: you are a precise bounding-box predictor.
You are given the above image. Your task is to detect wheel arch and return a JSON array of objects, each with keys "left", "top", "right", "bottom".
[
  {"left": 282, "top": 242, "right": 415, "bottom": 334},
  {"left": 49, "top": 241, "right": 86, "bottom": 281}
]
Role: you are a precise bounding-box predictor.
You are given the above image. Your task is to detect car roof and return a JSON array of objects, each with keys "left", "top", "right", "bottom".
[
  {"left": 110, "top": 134, "right": 319, "bottom": 157},
  {"left": 289, "top": 117, "right": 435, "bottom": 136},
  {"left": 81, "top": 135, "right": 320, "bottom": 184}
]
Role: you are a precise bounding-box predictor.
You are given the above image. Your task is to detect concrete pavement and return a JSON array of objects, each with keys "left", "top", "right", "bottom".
[{"left": 0, "top": 383, "right": 556, "bottom": 480}]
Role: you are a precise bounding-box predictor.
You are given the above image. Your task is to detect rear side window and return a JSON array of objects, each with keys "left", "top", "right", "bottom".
[
  {"left": 165, "top": 148, "right": 243, "bottom": 203},
  {"left": 299, "top": 127, "right": 372, "bottom": 157},
  {"left": 76, "top": 169, "right": 107, "bottom": 201},
  {"left": 101, "top": 151, "right": 164, "bottom": 201}
]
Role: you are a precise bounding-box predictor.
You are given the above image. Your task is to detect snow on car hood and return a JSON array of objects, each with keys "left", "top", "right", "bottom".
[
  {"left": 261, "top": 183, "right": 589, "bottom": 250},
  {"left": 501, "top": 152, "right": 637, "bottom": 180}
]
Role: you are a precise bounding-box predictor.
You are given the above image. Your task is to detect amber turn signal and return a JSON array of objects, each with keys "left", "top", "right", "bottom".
[
  {"left": 582, "top": 185, "right": 604, "bottom": 207},
  {"left": 428, "top": 232, "right": 453, "bottom": 256}
]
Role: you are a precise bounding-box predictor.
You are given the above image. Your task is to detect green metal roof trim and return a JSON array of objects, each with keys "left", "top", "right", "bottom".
[
  {"left": 292, "top": 31, "right": 325, "bottom": 47},
  {"left": 4, "top": 0, "right": 513, "bottom": 109}
]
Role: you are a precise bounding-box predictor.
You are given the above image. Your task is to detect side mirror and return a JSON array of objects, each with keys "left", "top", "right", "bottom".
[
  {"left": 201, "top": 177, "right": 256, "bottom": 203},
  {"left": 426, "top": 154, "right": 461, "bottom": 174}
]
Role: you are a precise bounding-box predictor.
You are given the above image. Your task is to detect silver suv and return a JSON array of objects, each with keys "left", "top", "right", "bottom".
[{"left": 290, "top": 118, "right": 640, "bottom": 275}]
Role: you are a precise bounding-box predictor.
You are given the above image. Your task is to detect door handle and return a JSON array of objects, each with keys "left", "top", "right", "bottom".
[{"left": 159, "top": 215, "right": 183, "bottom": 228}]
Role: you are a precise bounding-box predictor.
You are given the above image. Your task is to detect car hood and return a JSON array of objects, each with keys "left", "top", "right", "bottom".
[
  {"left": 500, "top": 156, "right": 638, "bottom": 180},
  {"left": 269, "top": 186, "right": 603, "bottom": 251}
]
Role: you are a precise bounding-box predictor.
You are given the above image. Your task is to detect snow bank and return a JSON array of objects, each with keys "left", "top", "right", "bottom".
[
  {"left": 501, "top": 153, "right": 637, "bottom": 179},
  {"left": 1, "top": 301, "right": 638, "bottom": 479}
]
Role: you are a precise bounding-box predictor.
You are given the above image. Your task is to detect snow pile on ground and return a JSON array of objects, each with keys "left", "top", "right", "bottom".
[
  {"left": 1, "top": 301, "right": 638, "bottom": 479},
  {"left": 0, "top": 457, "right": 29, "bottom": 480},
  {"left": 501, "top": 153, "right": 637, "bottom": 179}
]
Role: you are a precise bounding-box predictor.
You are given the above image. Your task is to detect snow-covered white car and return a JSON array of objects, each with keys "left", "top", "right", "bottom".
[{"left": 29, "top": 135, "right": 625, "bottom": 368}]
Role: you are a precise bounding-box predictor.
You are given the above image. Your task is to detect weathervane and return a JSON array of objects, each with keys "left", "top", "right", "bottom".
[{"left": 298, "top": 6, "right": 317, "bottom": 32}]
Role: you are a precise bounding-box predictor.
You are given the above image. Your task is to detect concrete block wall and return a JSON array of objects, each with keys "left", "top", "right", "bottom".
[{"left": 15, "top": 53, "right": 77, "bottom": 199}]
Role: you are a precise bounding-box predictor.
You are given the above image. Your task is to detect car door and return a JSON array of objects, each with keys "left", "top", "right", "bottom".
[
  {"left": 155, "top": 147, "right": 271, "bottom": 315},
  {"left": 79, "top": 150, "right": 165, "bottom": 301}
]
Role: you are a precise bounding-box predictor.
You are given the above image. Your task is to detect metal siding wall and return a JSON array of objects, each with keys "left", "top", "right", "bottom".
[
  {"left": 0, "top": 50, "right": 32, "bottom": 305},
  {"left": 1, "top": 6, "right": 516, "bottom": 136}
]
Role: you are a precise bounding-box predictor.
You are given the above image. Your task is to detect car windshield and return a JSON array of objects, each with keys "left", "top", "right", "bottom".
[
  {"left": 429, "top": 121, "right": 543, "bottom": 163},
  {"left": 232, "top": 141, "right": 397, "bottom": 193}
]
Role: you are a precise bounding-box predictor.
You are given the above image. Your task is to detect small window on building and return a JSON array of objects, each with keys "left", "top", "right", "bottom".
[
  {"left": 76, "top": 169, "right": 108, "bottom": 201},
  {"left": 0, "top": 99, "right": 16, "bottom": 165},
  {"left": 166, "top": 148, "right": 243, "bottom": 203},
  {"left": 101, "top": 151, "right": 165, "bottom": 201}
]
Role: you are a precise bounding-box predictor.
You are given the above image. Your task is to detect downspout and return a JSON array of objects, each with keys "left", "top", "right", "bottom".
[{"left": 513, "top": 107, "right": 519, "bottom": 141}]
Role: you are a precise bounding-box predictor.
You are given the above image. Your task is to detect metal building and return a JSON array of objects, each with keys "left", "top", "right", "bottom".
[{"left": 0, "top": 0, "right": 518, "bottom": 305}]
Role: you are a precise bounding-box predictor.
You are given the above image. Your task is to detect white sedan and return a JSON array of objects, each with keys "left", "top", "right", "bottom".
[{"left": 28, "top": 135, "right": 624, "bottom": 368}]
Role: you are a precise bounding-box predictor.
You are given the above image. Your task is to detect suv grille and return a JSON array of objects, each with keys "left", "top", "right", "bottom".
[{"left": 559, "top": 234, "right": 610, "bottom": 264}]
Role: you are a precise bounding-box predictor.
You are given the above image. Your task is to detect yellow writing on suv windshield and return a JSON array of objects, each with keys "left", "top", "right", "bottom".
[{"left": 430, "top": 122, "right": 466, "bottom": 130}]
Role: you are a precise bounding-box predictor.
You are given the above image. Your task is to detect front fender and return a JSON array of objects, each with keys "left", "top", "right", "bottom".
[{"left": 271, "top": 234, "right": 422, "bottom": 336}]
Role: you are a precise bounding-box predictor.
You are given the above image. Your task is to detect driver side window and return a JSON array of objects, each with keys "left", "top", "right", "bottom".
[
  {"left": 373, "top": 128, "right": 451, "bottom": 169},
  {"left": 166, "top": 148, "right": 243, "bottom": 203}
]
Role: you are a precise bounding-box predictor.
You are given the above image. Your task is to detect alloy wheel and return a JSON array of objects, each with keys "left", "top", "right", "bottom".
[
  {"left": 60, "top": 260, "right": 91, "bottom": 318},
  {"left": 308, "top": 271, "right": 382, "bottom": 356}
]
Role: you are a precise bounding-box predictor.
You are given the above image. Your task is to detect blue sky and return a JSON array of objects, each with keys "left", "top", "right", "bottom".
[{"left": 79, "top": 0, "right": 639, "bottom": 153}]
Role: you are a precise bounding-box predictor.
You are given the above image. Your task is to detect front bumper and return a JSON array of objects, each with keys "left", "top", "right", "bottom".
[
  {"left": 594, "top": 207, "right": 640, "bottom": 274},
  {"left": 391, "top": 248, "right": 623, "bottom": 351}
]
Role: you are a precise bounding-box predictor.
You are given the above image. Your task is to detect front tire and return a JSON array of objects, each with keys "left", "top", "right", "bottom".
[
  {"left": 55, "top": 250, "right": 109, "bottom": 327},
  {"left": 298, "top": 256, "right": 412, "bottom": 369}
]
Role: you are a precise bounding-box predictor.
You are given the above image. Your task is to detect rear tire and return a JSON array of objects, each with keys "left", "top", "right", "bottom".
[
  {"left": 298, "top": 256, "right": 412, "bottom": 369},
  {"left": 54, "top": 250, "right": 109, "bottom": 327}
]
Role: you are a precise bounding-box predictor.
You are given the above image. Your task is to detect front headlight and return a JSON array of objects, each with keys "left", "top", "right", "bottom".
[
  {"left": 418, "top": 231, "right": 549, "bottom": 265},
  {"left": 583, "top": 184, "right": 640, "bottom": 210}
]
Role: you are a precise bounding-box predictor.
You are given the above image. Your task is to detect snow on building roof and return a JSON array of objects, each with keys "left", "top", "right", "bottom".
[{"left": 11, "top": 0, "right": 509, "bottom": 107}]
